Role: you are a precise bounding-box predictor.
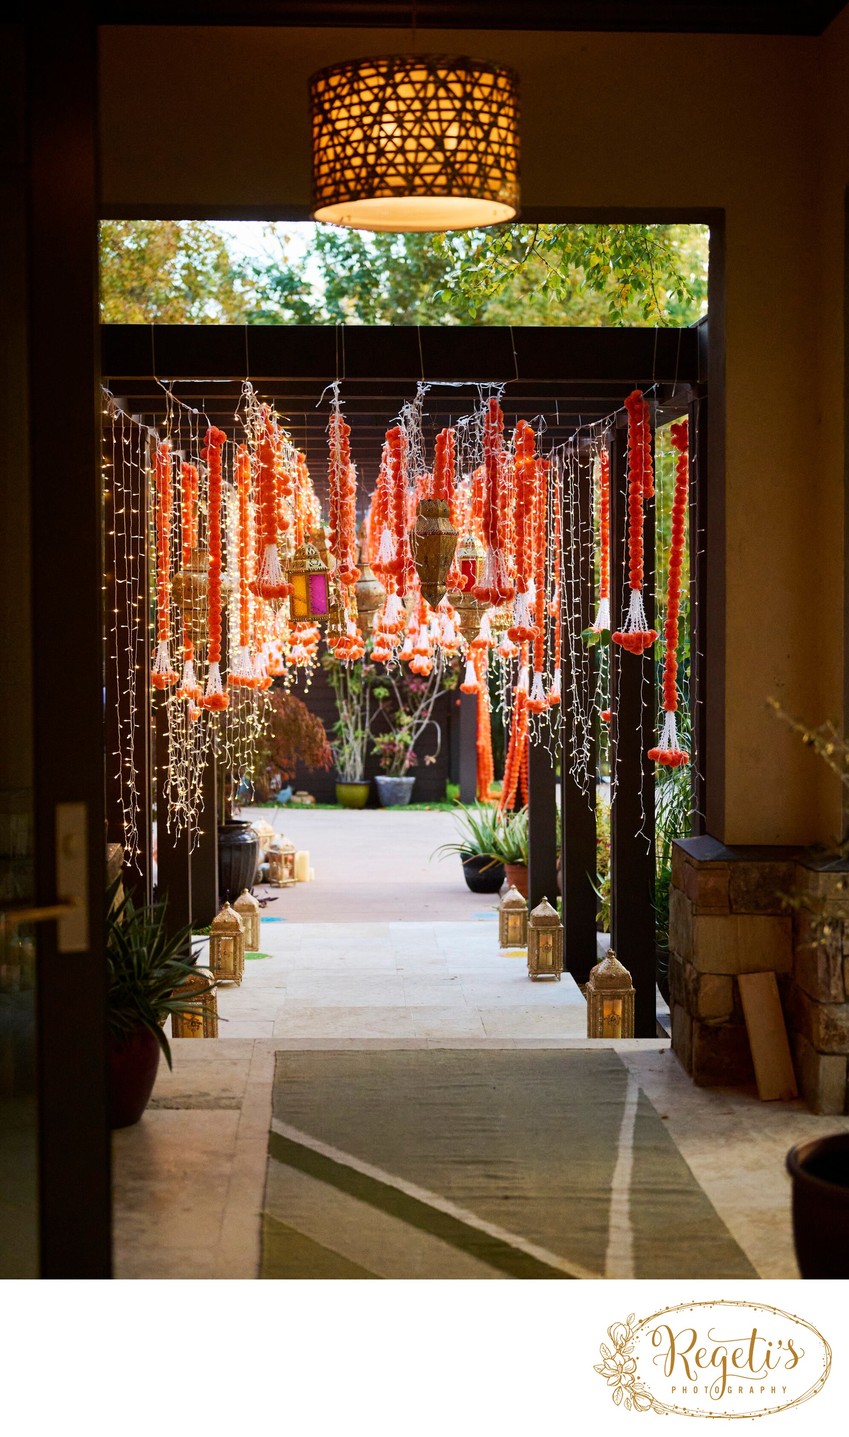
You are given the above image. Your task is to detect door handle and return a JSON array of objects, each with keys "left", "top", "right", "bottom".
[{"left": 0, "top": 900, "right": 79, "bottom": 926}]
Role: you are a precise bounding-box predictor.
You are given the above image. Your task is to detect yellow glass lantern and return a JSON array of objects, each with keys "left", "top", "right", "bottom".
[
  {"left": 267, "top": 835, "right": 296, "bottom": 887},
  {"left": 310, "top": 55, "right": 520, "bottom": 234},
  {"left": 171, "top": 966, "right": 219, "bottom": 1039},
  {"left": 289, "top": 539, "right": 330, "bottom": 622},
  {"left": 234, "top": 888, "right": 261, "bottom": 952},
  {"left": 208, "top": 903, "right": 245, "bottom": 986},
  {"left": 527, "top": 895, "right": 563, "bottom": 981},
  {"left": 498, "top": 884, "right": 528, "bottom": 949},
  {"left": 586, "top": 951, "right": 635, "bottom": 1039}
]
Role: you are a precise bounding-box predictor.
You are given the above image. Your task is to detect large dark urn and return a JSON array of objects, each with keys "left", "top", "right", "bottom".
[
  {"left": 787, "top": 1134, "right": 849, "bottom": 1277},
  {"left": 218, "top": 819, "right": 259, "bottom": 901},
  {"left": 461, "top": 852, "right": 505, "bottom": 894},
  {"left": 109, "top": 1027, "right": 161, "bottom": 1129}
]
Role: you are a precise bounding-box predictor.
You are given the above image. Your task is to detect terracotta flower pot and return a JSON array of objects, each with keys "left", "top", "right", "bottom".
[
  {"left": 504, "top": 862, "right": 529, "bottom": 898},
  {"left": 786, "top": 1133, "right": 849, "bottom": 1278},
  {"left": 109, "top": 1026, "right": 161, "bottom": 1129}
]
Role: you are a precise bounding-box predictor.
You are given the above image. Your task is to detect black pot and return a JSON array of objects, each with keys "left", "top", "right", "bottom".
[
  {"left": 786, "top": 1134, "right": 849, "bottom": 1277},
  {"left": 460, "top": 852, "right": 505, "bottom": 894},
  {"left": 109, "top": 1027, "right": 160, "bottom": 1129},
  {"left": 218, "top": 820, "right": 259, "bottom": 902}
]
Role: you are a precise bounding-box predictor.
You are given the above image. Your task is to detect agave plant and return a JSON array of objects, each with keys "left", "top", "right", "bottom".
[
  {"left": 432, "top": 803, "right": 505, "bottom": 870},
  {"left": 106, "top": 880, "right": 216, "bottom": 1069},
  {"left": 484, "top": 807, "right": 529, "bottom": 867}
]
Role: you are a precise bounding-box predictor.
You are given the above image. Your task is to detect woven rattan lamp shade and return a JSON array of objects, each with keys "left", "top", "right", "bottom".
[{"left": 310, "top": 54, "right": 520, "bottom": 232}]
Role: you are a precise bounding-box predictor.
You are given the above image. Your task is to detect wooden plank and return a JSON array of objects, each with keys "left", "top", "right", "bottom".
[
  {"left": 458, "top": 691, "right": 478, "bottom": 805},
  {"left": 738, "top": 972, "right": 798, "bottom": 1102}
]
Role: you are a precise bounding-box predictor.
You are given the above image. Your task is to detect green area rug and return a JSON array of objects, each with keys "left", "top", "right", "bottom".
[{"left": 262, "top": 1049, "right": 756, "bottom": 1280}]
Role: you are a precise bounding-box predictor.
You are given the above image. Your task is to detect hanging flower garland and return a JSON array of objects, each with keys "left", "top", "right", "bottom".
[
  {"left": 175, "top": 459, "right": 203, "bottom": 703},
  {"left": 328, "top": 404, "right": 360, "bottom": 587},
  {"left": 527, "top": 457, "right": 550, "bottom": 713},
  {"left": 592, "top": 446, "right": 611, "bottom": 632},
  {"left": 474, "top": 647, "right": 496, "bottom": 800},
  {"left": 547, "top": 465, "right": 562, "bottom": 707},
  {"left": 200, "top": 426, "right": 229, "bottom": 711},
  {"left": 230, "top": 444, "right": 257, "bottom": 689},
  {"left": 499, "top": 643, "right": 530, "bottom": 813},
  {"left": 151, "top": 440, "right": 179, "bottom": 689},
  {"left": 250, "top": 411, "right": 292, "bottom": 604},
  {"left": 648, "top": 420, "right": 690, "bottom": 767},
  {"left": 611, "top": 390, "right": 658, "bottom": 655},
  {"left": 473, "top": 399, "right": 513, "bottom": 606},
  {"left": 508, "top": 420, "right": 539, "bottom": 643}
]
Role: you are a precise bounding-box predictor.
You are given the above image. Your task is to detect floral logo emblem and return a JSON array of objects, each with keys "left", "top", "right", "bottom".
[{"left": 594, "top": 1314, "right": 667, "bottom": 1414}]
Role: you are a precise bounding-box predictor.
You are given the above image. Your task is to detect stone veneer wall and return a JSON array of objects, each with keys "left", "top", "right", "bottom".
[{"left": 668, "top": 837, "right": 849, "bottom": 1114}]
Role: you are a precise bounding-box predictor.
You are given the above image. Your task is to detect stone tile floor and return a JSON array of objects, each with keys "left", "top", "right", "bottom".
[{"left": 112, "top": 902, "right": 849, "bottom": 1280}]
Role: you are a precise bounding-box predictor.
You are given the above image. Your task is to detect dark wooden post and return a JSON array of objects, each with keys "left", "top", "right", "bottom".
[
  {"left": 609, "top": 413, "right": 657, "bottom": 1037},
  {"left": 560, "top": 444, "right": 598, "bottom": 984},
  {"left": 458, "top": 690, "right": 478, "bottom": 805},
  {"left": 154, "top": 699, "right": 192, "bottom": 937}
]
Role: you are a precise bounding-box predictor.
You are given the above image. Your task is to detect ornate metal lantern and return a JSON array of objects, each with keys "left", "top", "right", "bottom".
[
  {"left": 171, "top": 548, "right": 209, "bottom": 645},
  {"left": 267, "top": 834, "right": 296, "bottom": 887},
  {"left": 448, "top": 534, "right": 486, "bottom": 641},
  {"left": 354, "top": 563, "right": 386, "bottom": 623},
  {"left": 410, "top": 498, "right": 457, "bottom": 607},
  {"left": 586, "top": 951, "right": 635, "bottom": 1038},
  {"left": 233, "top": 888, "right": 261, "bottom": 952},
  {"left": 310, "top": 55, "right": 520, "bottom": 233},
  {"left": 171, "top": 966, "right": 219, "bottom": 1039},
  {"left": 527, "top": 895, "right": 563, "bottom": 980},
  {"left": 498, "top": 884, "right": 528, "bottom": 949},
  {"left": 289, "top": 539, "right": 330, "bottom": 622},
  {"left": 208, "top": 903, "right": 245, "bottom": 986}
]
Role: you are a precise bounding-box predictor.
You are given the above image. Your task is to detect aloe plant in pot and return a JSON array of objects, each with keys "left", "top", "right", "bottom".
[
  {"left": 479, "top": 807, "right": 530, "bottom": 898},
  {"left": 432, "top": 804, "right": 506, "bottom": 893},
  {"left": 106, "top": 880, "right": 216, "bottom": 1128}
]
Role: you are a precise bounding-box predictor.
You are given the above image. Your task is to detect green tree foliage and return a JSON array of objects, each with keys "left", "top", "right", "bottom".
[
  {"left": 101, "top": 220, "right": 708, "bottom": 328},
  {"left": 99, "top": 220, "right": 251, "bottom": 323}
]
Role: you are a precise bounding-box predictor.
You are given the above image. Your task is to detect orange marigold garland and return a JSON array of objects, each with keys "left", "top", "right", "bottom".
[
  {"left": 328, "top": 402, "right": 360, "bottom": 587},
  {"left": 648, "top": 420, "right": 690, "bottom": 768},
  {"left": 473, "top": 398, "right": 513, "bottom": 606},
  {"left": 250, "top": 410, "right": 292, "bottom": 605},
  {"left": 474, "top": 647, "right": 496, "bottom": 800},
  {"left": 508, "top": 420, "right": 539, "bottom": 643},
  {"left": 547, "top": 465, "right": 562, "bottom": 707},
  {"left": 151, "top": 440, "right": 179, "bottom": 689},
  {"left": 175, "top": 459, "right": 203, "bottom": 702},
  {"left": 200, "top": 426, "right": 229, "bottom": 712},
  {"left": 527, "top": 457, "right": 550, "bottom": 713},
  {"left": 499, "top": 644, "right": 530, "bottom": 813},
  {"left": 611, "top": 390, "right": 659, "bottom": 655},
  {"left": 592, "top": 445, "right": 611, "bottom": 632},
  {"left": 230, "top": 444, "right": 257, "bottom": 689}
]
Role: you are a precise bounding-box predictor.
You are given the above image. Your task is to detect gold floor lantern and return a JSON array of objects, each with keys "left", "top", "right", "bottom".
[
  {"left": 586, "top": 951, "right": 635, "bottom": 1039},
  {"left": 209, "top": 903, "right": 245, "bottom": 986},
  {"left": 171, "top": 966, "right": 219, "bottom": 1039},
  {"left": 310, "top": 55, "right": 520, "bottom": 233},
  {"left": 234, "top": 888, "right": 261, "bottom": 952},
  {"left": 527, "top": 895, "right": 563, "bottom": 980},
  {"left": 267, "top": 834, "right": 296, "bottom": 887},
  {"left": 498, "top": 884, "right": 528, "bottom": 949}
]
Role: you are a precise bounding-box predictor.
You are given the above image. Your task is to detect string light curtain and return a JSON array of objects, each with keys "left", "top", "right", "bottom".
[{"left": 310, "top": 55, "right": 520, "bottom": 232}]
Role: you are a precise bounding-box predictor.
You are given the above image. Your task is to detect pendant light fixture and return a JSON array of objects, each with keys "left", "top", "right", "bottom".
[{"left": 309, "top": 53, "right": 520, "bottom": 233}]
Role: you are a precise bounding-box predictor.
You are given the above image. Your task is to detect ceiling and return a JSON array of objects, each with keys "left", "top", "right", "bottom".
[
  {"left": 101, "top": 322, "right": 701, "bottom": 507},
  {"left": 98, "top": 2, "right": 846, "bottom": 36}
]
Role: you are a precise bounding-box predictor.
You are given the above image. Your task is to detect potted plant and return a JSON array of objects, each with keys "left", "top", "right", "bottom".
[
  {"left": 254, "top": 687, "right": 332, "bottom": 801},
  {"left": 483, "top": 807, "right": 530, "bottom": 897},
  {"left": 370, "top": 660, "right": 458, "bottom": 807},
  {"left": 432, "top": 803, "right": 506, "bottom": 893},
  {"left": 106, "top": 879, "right": 216, "bottom": 1128},
  {"left": 322, "top": 649, "right": 375, "bottom": 807}
]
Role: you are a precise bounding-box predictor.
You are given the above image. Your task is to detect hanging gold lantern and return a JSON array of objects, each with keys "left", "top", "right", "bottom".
[
  {"left": 325, "top": 575, "right": 348, "bottom": 641},
  {"left": 310, "top": 55, "right": 520, "bottom": 233},
  {"left": 586, "top": 950, "right": 635, "bottom": 1039},
  {"left": 267, "top": 834, "right": 296, "bottom": 887},
  {"left": 498, "top": 884, "right": 528, "bottom": 949},
  {"left": 451, "top": 589, "right": 487, "bottom": 644},
  {"left": 171, "top": 548, "right": 209, "bottom": 646},
  {"left": 527, "top": 895, "right": 563, "bottom": 981},
  {"left": 409, "top": 498, "right": 457, "bottom": 608},
  {"left": 354, "top": 563, "right": 386, "bottom": 623},
  {"left": 171, "top": 966, "right": 219, "bottom": 1039},
  {"left": 208, "top": 903, "right": 245, "bottom": 986},
  {"left": 233, "top": 888, "right": 261, "bottom": 952},
  {"left": 289, "top": 539, "right": 330, "bottom": 622},
  {"left": 487, "top": 605, "right": 512, "bottom": 638},
  {"left": 448, "top": 534, "right": 486, "bottom": 641}
]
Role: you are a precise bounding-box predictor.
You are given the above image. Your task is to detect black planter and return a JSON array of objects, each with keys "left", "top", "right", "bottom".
[
  {"left": 218, "top": 820, "right": 259, "bottom": 902},
  {"left": 787, "top": 1134, "right": 849, "bottom": 1278},
  {"left": 460, "top": 852, "right": 505, "bottom": 894}
]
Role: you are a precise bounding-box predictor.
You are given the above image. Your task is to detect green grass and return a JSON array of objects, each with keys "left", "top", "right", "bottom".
[{"left": 251, "top": 800, "right": 464, "bottom": 812}]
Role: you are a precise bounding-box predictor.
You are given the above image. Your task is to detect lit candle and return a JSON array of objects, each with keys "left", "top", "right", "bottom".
[
  {"left": 602, "top": 999, "right": 623, "bottom": 1039},
  {"left": 294, "top": 850, "right": 310, "bottom": 883}
]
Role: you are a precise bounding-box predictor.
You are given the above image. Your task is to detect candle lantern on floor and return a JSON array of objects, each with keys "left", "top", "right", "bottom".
[
  {"left": 208, "top": 903, "right": 245, "bottom": 985},
  {"left": 498, "top": 884, "right": 528, "bottom": 949},
  {"left": 289, "top": 538, "right": 330, "bottom": 622},
  {"left": 267, "top": 834, "right": 296, "bottom": 887},
  {"left": 527, "top": 895, "right": 563, "bottom": 980},
  {"left": 171, "top": 966, "right": 219, "bottom": 1038},
  {"left": 586, "top": 951, "right": 635, "bottom": 1038},
  {"left": 234, "top": 888, "right": 261, "bottom": 951}
]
